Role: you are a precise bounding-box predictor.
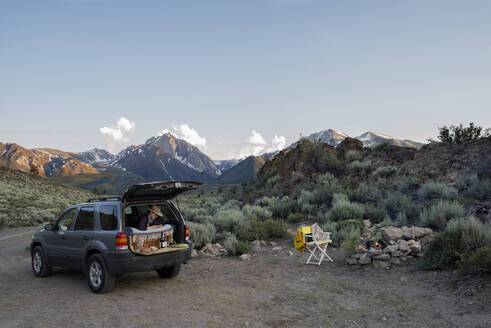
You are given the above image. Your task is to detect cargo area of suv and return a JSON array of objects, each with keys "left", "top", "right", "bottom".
[{"left": 30, "top": 181, "right": 201, "bottom": 293}]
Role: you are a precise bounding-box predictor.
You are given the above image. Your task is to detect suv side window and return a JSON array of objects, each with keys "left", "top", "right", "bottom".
[
  {"left": 57, "top": 208, "right": 78, "bottom": 231},
  {"left": 73, "top": 206, "right": 95, "bottom": 231},
  {"left": 99, "top": 205, "right": 118, "bottom": 231}
]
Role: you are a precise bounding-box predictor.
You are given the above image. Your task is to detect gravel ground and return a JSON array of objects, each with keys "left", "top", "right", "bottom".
[{"left": 0, "top": 227, "right": 490, "bottom": 328}]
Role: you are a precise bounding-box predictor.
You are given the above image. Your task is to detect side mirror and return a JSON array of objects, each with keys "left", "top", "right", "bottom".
[{"left": 44, "top": 223, "right": 54, "bottom": 231}]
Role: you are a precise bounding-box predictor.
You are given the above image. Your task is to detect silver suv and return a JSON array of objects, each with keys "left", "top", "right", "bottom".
[{"left": 31, "top": 181, "right": 200, "bottom": 293}]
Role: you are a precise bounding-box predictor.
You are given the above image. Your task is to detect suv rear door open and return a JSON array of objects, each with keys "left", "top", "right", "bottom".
[{"left": 122, "top": 181, "right": 202, "bottom": 205}]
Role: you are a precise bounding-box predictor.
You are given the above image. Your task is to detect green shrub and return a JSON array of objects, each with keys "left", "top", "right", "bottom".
[
  {"left": 287, "top": 212, "right": 303, "bottom": 223},
  {"left": 380, "top": 216, "right": 394, "bottom": 227},
  {"left": 465, "top": 178, "right": 491, "bottom": 201},
  {"left": 336, "top": 219, "right": 363, "bottom": 231},
  {"left": 234, "top": 240, "right": 251, "bottom": 255},
  {"left": 188, "top": 222, "right": 216, "bottom": 249},
  {"left": 347, "top": 160, "right": 371, "bottom": 175},
  {"left": 317, "top": 172, "right": 339, "bottom": 188},
  {"left": 363, "top": 204, "right": 387, "bottom": 224},
  {"left": 351, "top": 183, "right": 382, "bottom": 203},
  {"left": 345, "top": 150, "right": 362, "bottom": 162},
  {"left": 211, "top": 209, "right": 245, "bottom": 234},
  {"left": 420, "top": 200, "right": 464, "bottom": 230},
  {"left": 420, "top": 216, "right": 491, "bottom": 270},
  {"left": 384, "top": 192, "right": 417, "bottom": 220},
  {"left": 223, "top": 232, "right": 238, "bottom": 255},
  {"left": 372, "top": 166, "right": 397, "bottom": 178},
  {"left": 333, "top": 225, "right": 360, "bottom": 249},
  {"left": 396, "top": 211, "right": 408, "bottom": 226},
  {"left": 0, "top": 214, "right": 7, "bottom": 229},
  {"left": 239, "top": 217, "right": 288, "bottom": 241},
  {"left": 327, "top": 194, "right": 364, "bottom": 222},
  {"left": 455, "top": 174, "right": 479, "bottom": 192},
  {"left": 398, "top": 176, "right": 419, "bottom": 192},
  {"left": 418, "top": 181, "right": 458, "bottom": 201},
  {"left": 458, "top": 247, "right": 491, "bottom": 273},
  {"left": 341, "top": 227, "right": 361, "bottom": 255},
  {"left": 241, "top": 204, "right": 272, "bottom": 221}
]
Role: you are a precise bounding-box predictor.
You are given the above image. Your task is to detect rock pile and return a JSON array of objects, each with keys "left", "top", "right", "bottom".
[
  {"left": 348, "top": 220, "right": 434, "bottom": 269},
  {"left": 198, "top": 243, "right": 228, "bottom": 257}
]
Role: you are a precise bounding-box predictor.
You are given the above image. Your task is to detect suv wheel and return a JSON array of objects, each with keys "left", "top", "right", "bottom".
[
  {"left": 156, "top": 263, "right": 181, "bottom": 278},
  {"left": 87, "top": 254, "right": 115, "bottom": 293},
  {"left": 32, "top": 246, "right": 51, "bottom": 277}
]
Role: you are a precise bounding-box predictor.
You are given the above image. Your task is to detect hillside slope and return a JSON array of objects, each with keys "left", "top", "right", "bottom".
[
  {"left": 218, "top": 156, "right": 266, "bottom": 184},
  {"left": 0, "top": 167, "right": 95, "bottom": 228}
]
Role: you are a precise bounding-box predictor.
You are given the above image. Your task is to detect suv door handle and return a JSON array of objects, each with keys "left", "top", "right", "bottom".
[{"left": 82, "top": 236, "right": 89, "bottom": 241}]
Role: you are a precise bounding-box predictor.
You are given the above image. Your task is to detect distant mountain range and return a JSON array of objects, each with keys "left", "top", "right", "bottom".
[
  {"left": 0, "top": 128, "right": 426, "bottom": 191},
  {"left": 290, "top": 129, "right": 424, "bottom": 149}
]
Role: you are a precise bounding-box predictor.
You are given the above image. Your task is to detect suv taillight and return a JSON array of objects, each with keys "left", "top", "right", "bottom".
[
  {"left": 185, "top": 225, "right": 190, "bottom": 240},
  {"left": 116, "top": 232, "right": 128, "bottom": 250}
]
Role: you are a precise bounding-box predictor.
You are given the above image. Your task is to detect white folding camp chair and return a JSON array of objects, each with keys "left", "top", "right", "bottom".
[{"left": 302, "top": 223, "right": 334, "bottom": 265}]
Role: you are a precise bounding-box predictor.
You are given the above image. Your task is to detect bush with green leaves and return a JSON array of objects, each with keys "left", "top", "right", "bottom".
[
  {"left": 397, "top": 176, "right": 419, "bottom": 192},
  {"left": 223, "top": 232, "right": 238, "bottom": 255},
  {"left": 372, "top": 166, "right": 397, "bottom": 178},
  {"left": 241, "top": 204, "right": 272, "bottom": 221},
  {"left": 455, "top": 174, "right": 479, "bottom": 192},
  {"left": 347, "top": 160, "right": 372, "bottom": 175},
  {"left": 419, "top": 216, "right": 491, "bottom": 271},
  {"left": 420, "top": 200, "right": 464, "bottom": 230},
  {"left": 211, "top": 209, "right": 245, "bottom": 234},
  {"left": 464, "top": 177, "right": 491, "bottom": 201},
  {"left": 234, "top": 240, "right": 251, "bottom": 255},
  {"left": 363, "top": 204, "right": 387, "bottom": 224},
  {"left": 350, "top": 183, "right": 382, "bottom": 203},
  {"left": 345, "top": 150, "right": 362, "bottom": 162},
  {"left": 327, "top": 194, "right": 364, "bottom": 222},
  {"left": 396, "top": 211, "right": 408, "bottom": 226},
  {"left": 438, "top": 122, "right": 483, "bottom": 145},
  {"left": 384, "top": 192, "right": 417, "bottom": 220},
  {"left": 341, "top": 226, "right": 361, "bottom": 255},
  {"left": 287, "top": 212, "right": 303, "bottom": 223},
  {"left": 458, "top": 247, "right": 491, "bottom": 273},
  {"left": 240, "top": 216, "right": 288, "bottom": 241},
  {"left": 417, "top": 181, "right": 458, "bottom": 201},
  {"left": 380, "top": 215, "right": 394, "bottom": 227},
  {"left": 188, "top": 222, "right": 216, "bottom": 249}
]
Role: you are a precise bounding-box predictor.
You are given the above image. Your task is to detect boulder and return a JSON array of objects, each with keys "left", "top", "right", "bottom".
[
  {"left": 391, "top": 251, "right": 402, "bottom": 258},
  {"left": 363, "top": 220, "right": 372, "bottom": 229},
  {"left": 374, "top": 253, "right": 391, "bottom": 261},
  {"left": 368, "top": 248, "right": 383, "bottom": 256},
  {"left": 398, "top": 240, "right": 411, "bottom": 255},
  {"left": 390, "top": 258, "right": 402, "bottom": 265},
  {"left": 358, "top": 253, "right": 372, "bottom": 265},
  {"left": 251, "top": 240, "right": 261, "bottom": 247},
  {"left": 272, "top": 246, "right": 282, "bottom": 251},
  {"left": 401, "top": 226, "right": 434, "bottom": 239},
  {"left": 347, "top": 258, "right": 358, "bottom": 265},
  {"left": 201, "top": 243, "right": 227, "bottom": 257},
  {"left": 356, "top": 244, "right": 368, "bottom": 254},
  {"left": 383, "top": 245, "right": 399, "bottom": 254},
  {"left": 191, "top": 249, "right": 198, "bottom": 258},
  {"left": 239, "top": 254, "right": 251, "bottom": 261},
  {"left": 380, "top": 227, "right": 403, "bottom": 241},
  {"left": 337, "top": 137, "right": 364, "bottom": 154}
]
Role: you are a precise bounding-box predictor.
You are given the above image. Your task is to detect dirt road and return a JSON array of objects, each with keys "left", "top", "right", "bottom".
[{"left": 0, "top": 227, "right": 490, "bottom": 328}]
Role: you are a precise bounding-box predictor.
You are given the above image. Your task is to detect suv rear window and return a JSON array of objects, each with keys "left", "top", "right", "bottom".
[
  {"left": 74, "top": 206, "right": 95, "bottom": 231},
  {"left": 99, "top": 205, "right": 118, "bottom": 231}
]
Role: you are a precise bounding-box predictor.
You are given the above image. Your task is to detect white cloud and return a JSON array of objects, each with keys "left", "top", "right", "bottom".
[
  {"left": 100, "top": 117, "right": 136, "bottom": 153},
  {"left": 155, "top": 124, "right": 207, "bottom": 150},
  {"left": 268, "top": 135, "right": 287, "bottom": 152},
  {"left": 248, "top": 130, "right": 267, "bottom": 145}
]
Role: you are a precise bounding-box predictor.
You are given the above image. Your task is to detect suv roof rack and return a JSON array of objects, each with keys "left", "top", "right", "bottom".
[{"left": 87, "top": 196, "right": 122, "bottom": 203}]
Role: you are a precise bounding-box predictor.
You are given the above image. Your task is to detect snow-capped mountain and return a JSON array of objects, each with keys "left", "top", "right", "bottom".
[
  {"left": 289, "top": 129, "right": 423, "bottom": 149},
  {"left": 0, "top": 143, "right": 98, "bottom": 177},
  {"left": 214, "top": 159, "right": 241, "bottom": 172},
  {"left": 75, "top": 148, "right": 115, "bottom": 164},
  {"left": 289, "top": 129, "right": 349, "bottom": 148},
  {"left": 355, "top": 132, "right": 423, "bottom": 148},
  {"left": 109, "top": 133, "right": 221, "bottom": 182}
]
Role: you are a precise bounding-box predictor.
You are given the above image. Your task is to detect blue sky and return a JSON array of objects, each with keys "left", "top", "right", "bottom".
[{"left": 1, "top": 0, "right": 490, "bottom": 159}]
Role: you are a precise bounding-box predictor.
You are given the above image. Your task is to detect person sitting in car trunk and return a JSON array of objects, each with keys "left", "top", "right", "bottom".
[{"left": 137, "top": 205, "right": 164, "bottom": 231}]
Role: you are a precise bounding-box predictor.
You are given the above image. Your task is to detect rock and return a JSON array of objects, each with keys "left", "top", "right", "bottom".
[
  {"left": 383, "top": 245, "right": 399, "bottom": 254},
  {"left": 251, "top": 240, "right": 261, "bottom": 247},
  {"left": 354, "top": 253, "right": 363, "bottom": 259},
  {"left": 372, "top": 260, "right": 391, "bottom": 270},
  {"left": 368, "top": 248, "right": 383, "bottom": 256},
  {"left": 191, "top": 249, "right": 198, "bottom": 258},
  {"left": 358, "top": 253, "right": 371, "bottom": 265},
  {"left": 398, "top": 240, "right": 411, "bottom": 255},
  {"left": 201, "top": 243, "right": 227, "bottom": 257},
  {"left": 363, "top": 220, "right": 372, "bottom": 229},
  {"left": 401, "top": 226, "right": 434, "bottom": 239},
  {"left": 390, "top": 258, "right": 402, "bottom": 265},
  {"left": 380, "top": 227, "right": 403, "bottom": 241},
  {"left": 337, "top": 137, "right": 364, "bottom": 154},
  {"left": 287, "top": 251, "right": 294, "bottom": 256},
  {"left": 239, "top": 254, "right": 251, "bottom": 261},
  {"left": 251, "top": 245, "right": 261, "bottom": 252},
  {"left": 269, "top": 241, "right": 277, "bottom": 246},
  {"left": 374, "top": 253, "right": 391, "bottom": 261},
  {"left": 272, "top": 246, "right": 282, "bottom": 251},
  {"left": 356, "top": 244, "right": 368, "bottom": 254},
  {"left": 260, "top": 240, "right": 267, "bottom": 246},
  {"left": 391, "top": 251, "right": 402, "bottom": 258},
  {"left": 347, "top": 258, "right": 358, "bottom": 265}
]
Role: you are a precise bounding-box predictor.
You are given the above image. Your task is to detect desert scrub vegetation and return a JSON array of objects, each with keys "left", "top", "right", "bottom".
[
  {"left": 372, "top": 165, "right": 397, "bottom": 178},
  {"left": 384, "top": 192, "right": 418, "bottom": 221},
  {"left": 417, "top": 181, "right": 458, "bottom": 201},
  {"left": 419, "top": 200, "right": 464, "bottom": 230},
  {"left": 397, "top": 175, "right": 419, "bottom": 192},
  {"left": 0, "top": 167, "right": 94, "bottom": 228},
  {"left": 456, "top": 174, "right": 491, "bottom": 201},
  {"left": 326, "top": 194, "right": 364, "bottom": 222},
  {"left": 345, "top": 150, "right": 362, "bottom": 162},
  {"left": 347, "top": 160, "right": 371, "bottom": 175},
  {"left": 420, "top": 217, "right": 491, "bottom": 272}
]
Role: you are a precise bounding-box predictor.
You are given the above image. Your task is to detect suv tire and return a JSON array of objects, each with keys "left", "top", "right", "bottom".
[
  {"left": 32, "top": 246, "right": 51, "bottom": 277},
  {"left": 156, "top": 263, "right": 181, "bottom": 278},
  {"left": 87, "top": 254, "right": 115, "bottom": 293}
]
